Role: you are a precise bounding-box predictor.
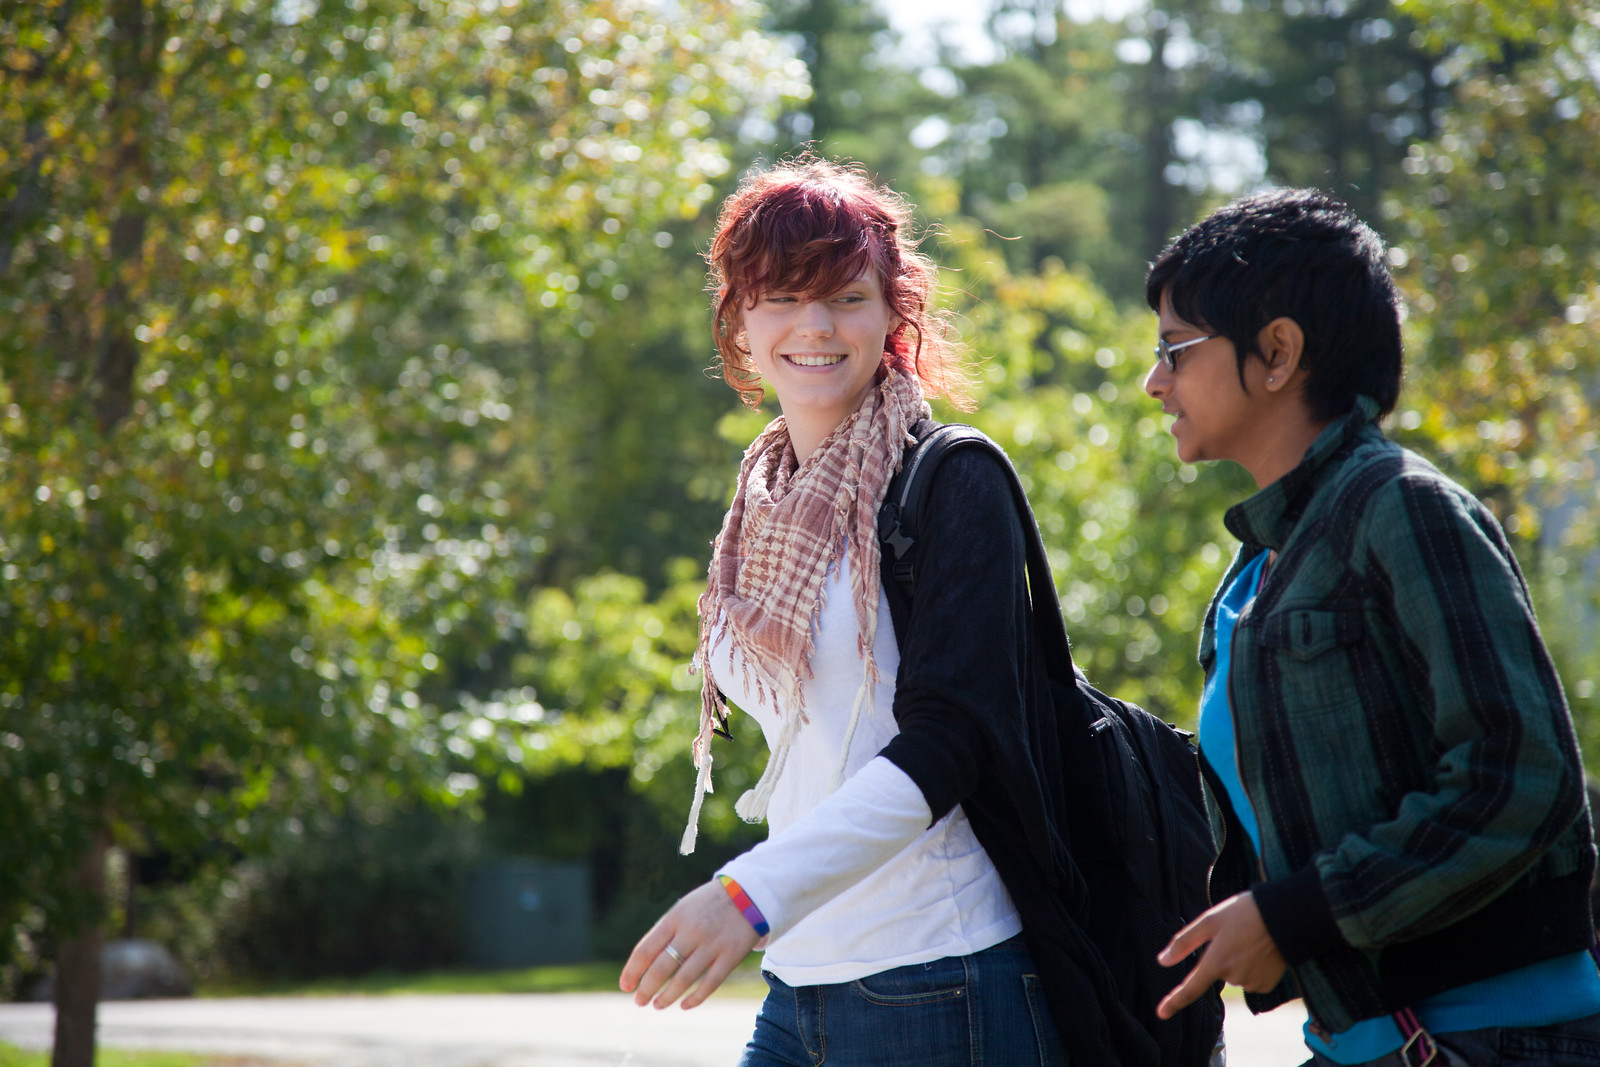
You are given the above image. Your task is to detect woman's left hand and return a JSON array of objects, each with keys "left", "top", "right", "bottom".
[
  {"left": 1155, "top": 890, "right": 1287, "bottom": 1019},
  {"left": 619, "top": 879, "right": 762, "bottom": 1009}
]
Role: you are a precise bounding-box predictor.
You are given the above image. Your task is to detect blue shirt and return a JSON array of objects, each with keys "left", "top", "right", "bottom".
[{"left": 1199, "top": 554, "right": 1600, "bottom": 1063}]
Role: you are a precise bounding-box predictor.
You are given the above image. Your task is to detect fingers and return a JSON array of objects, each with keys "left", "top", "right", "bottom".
[
  {"left": 618, "top": 879, "right": 760, "bottom": 1010},
  {"left": 618, "top": 916, "right": 674, "bottom": 995},
  {"left": 650, "top": 943, "right": 706, "bottom": 1010},
  {"left": 1158, "top": 912, "right": 1213, "bottom": 968},
  {"left": 641, "top": 942, "right": 697, "bottom": 1008},
  {"left": 1153, "top": 891, "right": 1290, "bottom": 1017},
  {"left": 1157, "top": 954, "right": 1217, "bottom": 1019},
  {"left": 679, "top": 948, "right": 743, "bottom": 1010},
  {"left": 1155, "top": 905, "right": 1223, "bottom": 1020},
  {"left": 650, "top": 939, "right": 745, "bottom": 1011},
  {"left": 621, "top": 926, "right": 683, "bottom": 1006}
]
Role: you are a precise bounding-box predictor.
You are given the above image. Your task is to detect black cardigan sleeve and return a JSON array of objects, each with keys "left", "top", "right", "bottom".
[{"left": 875, "top": 445, "right": 1034, "bottom": 823}]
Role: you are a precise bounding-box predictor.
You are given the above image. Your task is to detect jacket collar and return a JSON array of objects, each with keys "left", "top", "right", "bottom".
[{"left": 1223, "top": 396, "right": 1382, "bottom": 550}]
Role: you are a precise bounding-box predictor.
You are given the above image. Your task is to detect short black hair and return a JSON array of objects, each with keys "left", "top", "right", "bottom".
[{"left": 1144, "top": 188, "right": 1403, "bottom": 421}]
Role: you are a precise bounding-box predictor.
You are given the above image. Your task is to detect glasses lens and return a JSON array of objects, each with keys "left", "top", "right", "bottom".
[{"left": 1156, "top": 335, "right": 1211, "bottom": 371}]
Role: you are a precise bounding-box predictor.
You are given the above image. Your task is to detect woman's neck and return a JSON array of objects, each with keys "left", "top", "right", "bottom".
[
  {"left": 1241, "top": 413, "right": 1332, "bottom": 488},
  {"left": 783, "top": 389, "right": 872, "bottom": 460},
  {"left": 785, "top": 413, "right": 836, "bottom": 462}
]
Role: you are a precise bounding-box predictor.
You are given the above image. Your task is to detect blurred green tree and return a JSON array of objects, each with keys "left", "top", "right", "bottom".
[
  {"left": 0, "top": 0, "right": 798, "bottom": 1061},
  {"left": 762, "top": 0, "right": 937, "bottom": 177},
  {"left": 906, "top": 176, "right": 1245, "bottom": 722},
  {"left": 923, "top": 6, "right": 1198, "bottom": 301},
  {"left": 1197, "top": 0, "right": 1445, "bottom": 226},
  {"left": 914, "top": 0, "right": 1454, "bottom": 303},
  {"left": 1388, "top": 0, "right": 1600, "bottom": 756}
]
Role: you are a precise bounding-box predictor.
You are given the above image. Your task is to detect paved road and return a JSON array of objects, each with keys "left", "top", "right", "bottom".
[{"left": 0, "top": 990, "right": 1310, "bottom": 1066}]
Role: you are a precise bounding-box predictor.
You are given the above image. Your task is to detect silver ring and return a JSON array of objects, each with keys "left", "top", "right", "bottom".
[{"left": 664, "top": 944, "right": 685, "bottom": 964}]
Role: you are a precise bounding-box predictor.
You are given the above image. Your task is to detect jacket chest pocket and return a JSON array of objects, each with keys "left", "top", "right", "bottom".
[
  {"left": 1258, "top": 605, "right": 1366, "bottom": 661},
  {"left": 1252, "top": 604, "right": 1384, "bottom": 786}
]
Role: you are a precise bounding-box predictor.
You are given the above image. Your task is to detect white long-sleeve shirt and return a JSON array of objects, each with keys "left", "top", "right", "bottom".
[{"left": 712, "top": 549, "right": 1021, "bottom": 986}]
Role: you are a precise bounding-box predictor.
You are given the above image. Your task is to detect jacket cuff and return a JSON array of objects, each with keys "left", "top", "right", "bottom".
[{"left": 1251, "top": 863, "right": 1344, "bottom": 967}]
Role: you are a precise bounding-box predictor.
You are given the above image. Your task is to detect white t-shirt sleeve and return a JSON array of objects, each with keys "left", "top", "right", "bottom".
[{"left": 718, "top": 755, "right": 931, "bottom": 940}]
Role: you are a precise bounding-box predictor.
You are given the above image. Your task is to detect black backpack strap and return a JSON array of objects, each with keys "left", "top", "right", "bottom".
[
  {"left": 878, "top": 420, "right": 964, "bottom": 600},
  {"left": 877, "top": 422, "right": 1076, "bottom": 685}
]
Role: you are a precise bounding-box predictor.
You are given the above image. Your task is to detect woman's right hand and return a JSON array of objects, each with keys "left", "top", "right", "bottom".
[
  {"left": 1156, "top": 889, "right": 1286, "bottom": 1018},
  {"left": 619, "top": 879, "right": 762, "bottom": 1010}
]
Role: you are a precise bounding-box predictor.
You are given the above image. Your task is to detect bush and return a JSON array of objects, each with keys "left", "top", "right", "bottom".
[{"left": 212, "top": 806, "right": 486, "bottom": 981}]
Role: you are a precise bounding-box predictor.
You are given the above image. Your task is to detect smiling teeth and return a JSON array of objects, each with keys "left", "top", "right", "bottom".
[{"left": 787, "top": 353, "right": 844, "bottom": 366}]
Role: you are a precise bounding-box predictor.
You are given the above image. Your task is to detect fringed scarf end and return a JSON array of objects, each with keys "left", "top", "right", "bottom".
[
  {"left": 832, "top": 669, "right": 875, "bottom": 793},
  {"left": 736, "top": 699, "right": 803, "bottom": 823},
  {"left": 681, "top": 672, "right": 725, "bottom": 856},
  {"left": 679, "top": 747, "right": 714, "bottom": 855}
]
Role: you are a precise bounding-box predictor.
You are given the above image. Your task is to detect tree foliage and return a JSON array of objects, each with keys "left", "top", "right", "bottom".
[
  {"left": 1197, "top": 0, "right": 1444, "bottom": 225},
  {"left": 0, "top": 0, "right": 800, "bottom": 1023},
  {"left": 5, "top": 0, "right": 1599, "bottom": 1037},
  {"left": 905, "top": 182, "right": 1245, "bottom": 719},
  {"left": 1389, "top": 0, "right": 1600, "bottom": 741}
]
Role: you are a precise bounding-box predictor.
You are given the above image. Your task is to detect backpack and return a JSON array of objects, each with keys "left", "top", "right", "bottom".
[{"left": 877, "top": 421, "right": 1225, "bottom": 1067}]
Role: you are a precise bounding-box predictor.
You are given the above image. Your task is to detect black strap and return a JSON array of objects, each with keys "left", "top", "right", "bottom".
[{"left": 878, "top": 423, "right": 1076, "bottom": 686}]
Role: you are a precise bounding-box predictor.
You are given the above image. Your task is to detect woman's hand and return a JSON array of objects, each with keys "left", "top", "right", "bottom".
[
  {"left": 619, "top": 879, "right": 762, "bottom": 1010},
  {"left": 1155, "top": 890, "right": 1287, "bottom": 1019}
]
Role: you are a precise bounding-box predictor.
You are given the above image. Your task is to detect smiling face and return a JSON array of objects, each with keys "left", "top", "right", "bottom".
[{"left": 739, "top": 269, "right": 899, "bottom": 455}]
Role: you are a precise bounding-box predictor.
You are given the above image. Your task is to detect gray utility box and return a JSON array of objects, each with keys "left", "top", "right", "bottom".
[{"left": 462, "top": 858, "right": 591, "bottom": 968}]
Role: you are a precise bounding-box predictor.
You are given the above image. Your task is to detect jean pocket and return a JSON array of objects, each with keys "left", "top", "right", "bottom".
[
  {"left": 1022, "top": 973, "right": 1064, "bottom": 1065},
  {"left": 1497, "top": 1023, "right": 1600, "bottom": 1065},
  {"left": 851, "top": 959, "right": 968, "bottom": 1006}
]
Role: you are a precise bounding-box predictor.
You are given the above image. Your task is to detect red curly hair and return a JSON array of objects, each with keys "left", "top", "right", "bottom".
[{"left": 706, "top": 157, "right": 971, "bottom": 410}]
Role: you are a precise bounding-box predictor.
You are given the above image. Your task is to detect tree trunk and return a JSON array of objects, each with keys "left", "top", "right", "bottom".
[
  {"left": 1140, "top": 21, "right": 1177, "bottom": 260},
  {"left": 52, "top": 830, "right": 110, "bottom": 1067},
  {"left": 806, "top": 0, "right": 840, "bottom": 146},
  {"left": 95, "top": 0, "right": 158, "bottom": 435},
  {"left": 122, "top": 848, "right": 139, "bottom": 939}
]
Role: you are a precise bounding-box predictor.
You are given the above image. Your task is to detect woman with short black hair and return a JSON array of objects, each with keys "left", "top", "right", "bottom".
[{"left": 1146, "top": 188, "right": 1600, "bottom": 1066}]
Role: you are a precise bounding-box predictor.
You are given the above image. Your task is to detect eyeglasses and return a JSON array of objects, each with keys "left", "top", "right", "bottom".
[{"left": 1154, "top": 334, "right": 1216, "bottom": 372}]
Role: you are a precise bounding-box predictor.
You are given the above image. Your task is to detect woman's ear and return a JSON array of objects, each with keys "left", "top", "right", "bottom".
[{"left": 1256, "top": 316, "right": 1306, "bottom": 393}]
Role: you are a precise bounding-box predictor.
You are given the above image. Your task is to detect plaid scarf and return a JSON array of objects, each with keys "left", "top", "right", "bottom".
[{"left": 680, "top": 370, "right": 929, "bottom": 853}]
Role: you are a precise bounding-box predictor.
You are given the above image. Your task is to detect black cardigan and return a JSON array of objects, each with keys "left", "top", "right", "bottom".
[{"left": 875, "top": 445, "right": 1156, "bottom": 1067}]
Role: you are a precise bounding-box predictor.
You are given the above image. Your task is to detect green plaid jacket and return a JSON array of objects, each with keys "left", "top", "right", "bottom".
[{"left": 1198, "top": 396, "right": 1595, "bottom": 1033}]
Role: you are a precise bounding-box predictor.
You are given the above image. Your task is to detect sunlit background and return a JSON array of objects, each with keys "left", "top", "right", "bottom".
[{"left": 2, "top": 0, "right": 1597, "bottom": 1057}]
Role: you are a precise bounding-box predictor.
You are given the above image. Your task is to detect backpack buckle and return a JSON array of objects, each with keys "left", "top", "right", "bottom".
[{"left": 878, "top": 505, "right": 915, "bottom": 560}]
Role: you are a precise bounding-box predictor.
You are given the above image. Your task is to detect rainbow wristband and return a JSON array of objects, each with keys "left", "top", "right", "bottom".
[{"left": 719, "top": 874, "right": 770, "bottom": 937}]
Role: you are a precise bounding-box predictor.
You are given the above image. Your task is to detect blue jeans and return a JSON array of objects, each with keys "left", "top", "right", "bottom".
[
  {"left": 737, "top": 934, "right": 1064, "bottom": 1066},
  {"left": 1301, "top": 1010, "right": 1600, "bottom": 1066}
]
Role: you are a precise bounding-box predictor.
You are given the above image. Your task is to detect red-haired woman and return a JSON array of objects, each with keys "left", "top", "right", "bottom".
[{"left": 617, "top": 159, "right": 1085, "bottom": 1066}]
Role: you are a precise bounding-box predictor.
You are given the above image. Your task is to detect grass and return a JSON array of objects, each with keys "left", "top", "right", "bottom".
[
  {"left": 0, "top": 1044, "right": 268, "bottom": 1067},
  {"left": 201, "top": 957, "right": 770, "bottom": 999}
]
